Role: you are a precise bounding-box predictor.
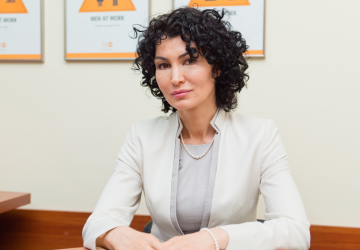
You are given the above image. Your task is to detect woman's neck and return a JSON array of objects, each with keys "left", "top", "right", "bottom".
[{"left": 178, "top": 104, "right": 217, "bottom": 145}]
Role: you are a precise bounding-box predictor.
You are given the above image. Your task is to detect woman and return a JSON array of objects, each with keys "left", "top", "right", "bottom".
[{"left": 83, "top": 7, "right": 310, "bottom": 250}]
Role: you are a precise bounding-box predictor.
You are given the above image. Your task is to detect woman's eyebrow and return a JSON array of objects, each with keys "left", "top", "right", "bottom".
[
  {"left": 154, "top": 56, "right": 168, "bottom": 60},
  {"left": 178, "top": 52, "right": 189, "bottom": 59},
  {"left": 154, "top": 52, "right": 189, "bottom": 61}
]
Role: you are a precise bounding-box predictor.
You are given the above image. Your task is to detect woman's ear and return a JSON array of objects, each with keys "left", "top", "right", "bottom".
[
  {"left": 216, "top": 69, "right": 221, "bottom": 77},
  {"left": 212, "top": 68, "right": 221, "bottom": 78}
]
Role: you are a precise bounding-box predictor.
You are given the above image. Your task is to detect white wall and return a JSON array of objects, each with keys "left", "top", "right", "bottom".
[{"left": 0, "top": 0, "right": 359, "bottom": 228}]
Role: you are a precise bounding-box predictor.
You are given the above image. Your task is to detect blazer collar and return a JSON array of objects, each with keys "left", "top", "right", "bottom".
[
  {"left": 212, "top": 108, "right": 226, "bottom": 133},
  {"left": 175, "top": 108, "right": 226, "bottom": 137}
]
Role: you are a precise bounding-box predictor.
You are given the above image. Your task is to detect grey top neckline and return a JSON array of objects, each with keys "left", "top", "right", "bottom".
[
  {"left": 170, "top": 109, "right": 221, "bottom": 235},
  {"left": 176, "top": 142, "right": 214, "bottom": 234}
]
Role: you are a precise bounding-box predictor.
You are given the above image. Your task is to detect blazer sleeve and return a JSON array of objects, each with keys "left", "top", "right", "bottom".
[
  {"left": 218, "top": 119, "right": 311, "bottom": 250},
  {"left": 82, "top": 122, "right": 143, "bottom": 250}
]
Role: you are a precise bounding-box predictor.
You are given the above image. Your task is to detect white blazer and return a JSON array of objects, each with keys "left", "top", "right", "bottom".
[{"left": 83, "top": 109, "right": 310, "bottom": 250}]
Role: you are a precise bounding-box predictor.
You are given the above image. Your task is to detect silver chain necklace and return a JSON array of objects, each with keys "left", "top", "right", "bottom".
[{"left": 180, "top": 133, "right": 215, "bottom": 160}]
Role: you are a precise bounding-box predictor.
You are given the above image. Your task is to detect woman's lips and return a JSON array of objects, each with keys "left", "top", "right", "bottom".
[{"left": 171, "top": 90, "right": 191, "bottom": 98}]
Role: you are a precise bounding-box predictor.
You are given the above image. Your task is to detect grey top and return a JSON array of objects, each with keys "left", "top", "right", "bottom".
[
  {"left": 176, "top": 142, "right": 214, "bottom": 234},
  {"left": 170, "top": 109, "right": 221, "bottom": 235}
]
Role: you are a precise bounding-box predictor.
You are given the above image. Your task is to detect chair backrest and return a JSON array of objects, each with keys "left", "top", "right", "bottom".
[{"left": 143, "top": 220, "right": 153, "bottom": 233}]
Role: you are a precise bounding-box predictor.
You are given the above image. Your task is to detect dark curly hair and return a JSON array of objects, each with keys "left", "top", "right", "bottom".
[{"left": 132, "top": 7, "right": 249, "bottom": 113}]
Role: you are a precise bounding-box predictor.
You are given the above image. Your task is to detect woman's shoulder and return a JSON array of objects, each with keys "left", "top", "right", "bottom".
[
  {"left": 133, "top": 112, "right": 178, "bottom": 135},
  {"left": 225, "top": 111, "right": 279, "bottom": 137},
  {"left": 227, "top": 111, "right": 271, "bottom": 127}
]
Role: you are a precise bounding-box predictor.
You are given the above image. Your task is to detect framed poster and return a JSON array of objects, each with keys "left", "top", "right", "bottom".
[
  {"left": 174, "top": 0, "right": 265, "bottom": 57},
  {"left": 65, "top": 0, "right": 149, "bottom": 60},
  {"left": 0, "top": 0, "right": 44, "bottom": 62}
]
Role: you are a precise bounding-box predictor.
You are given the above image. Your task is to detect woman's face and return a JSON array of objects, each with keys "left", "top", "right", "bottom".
[{"left": 154, "top": 35, "right": 216, "bottom": 112}]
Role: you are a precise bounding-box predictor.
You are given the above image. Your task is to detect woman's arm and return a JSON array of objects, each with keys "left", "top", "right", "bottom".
[
  {"left": 82, "top": 123, "right": 150, "bottom": 250},
  {"left": 218, "top": 120, "right": 310, "bottom": 250},
  {"left": 208, "top": 227, "right": 229, "bottom": 249}
]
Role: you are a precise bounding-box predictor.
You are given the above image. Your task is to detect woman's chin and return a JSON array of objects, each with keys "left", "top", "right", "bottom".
[
  {"left": 168, "top": 99, "right": 197, "bottom": 111},
  {"left": 171, "top": 103, "right": 197, "bottom": 112}
]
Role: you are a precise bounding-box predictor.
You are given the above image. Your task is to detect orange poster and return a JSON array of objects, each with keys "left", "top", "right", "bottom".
[
  {"left": 0, "top": 0, "right": 42, "bottom": 61},
  {"left": 66, "top": 0, "right": 148, "bottom": 60},
  {"left": 79, "top": 0, "right": 136, "bottom": 12},
  {"left": 0, "top": 0, "right": 28, "bottom": 14},
  {"left": 175, "top": 0, "right": 264, "bottom": 57},
  {"left": 188, "top": 0, "right": 250, "bottom": 8}
]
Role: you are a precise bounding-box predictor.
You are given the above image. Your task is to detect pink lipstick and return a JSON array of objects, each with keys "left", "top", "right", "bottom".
[{"left": 171, "top": 89, "right": 191, "bottom": 98}]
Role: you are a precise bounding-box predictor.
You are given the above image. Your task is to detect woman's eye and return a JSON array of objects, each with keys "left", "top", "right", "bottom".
[
  {"left": 158, "top": 63, "right": 169, "bottom": 69},
  {"left": 184, "top": 59, "right": 196, "bottom": 65}
]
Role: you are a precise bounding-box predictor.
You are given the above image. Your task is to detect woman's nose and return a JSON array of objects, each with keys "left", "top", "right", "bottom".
[{"left": 170, "top": 65, "right": 185, "bottom": 86}]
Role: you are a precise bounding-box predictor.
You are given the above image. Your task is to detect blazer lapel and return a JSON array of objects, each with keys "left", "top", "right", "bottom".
[
  {"left": 169, "top": 112, "right": 185, "bottom": 235},
  {"left": 167, "top": 110, "right": 227, "bottom": 233},
  {"left": 206, "top": 109, "right": 228, "bottom": 228}
]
